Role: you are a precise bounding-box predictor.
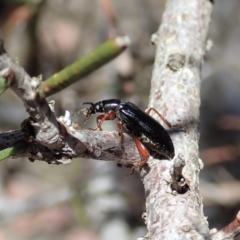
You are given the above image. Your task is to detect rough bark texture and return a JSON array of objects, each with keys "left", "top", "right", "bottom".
[{"left": 140, "top": 0, "right": 213, "bottom": 239}]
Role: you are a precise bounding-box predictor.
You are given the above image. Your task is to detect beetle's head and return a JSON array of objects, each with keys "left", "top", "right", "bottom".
[{"left": 81, "top": 102, "right": 104, "bottom": 123}]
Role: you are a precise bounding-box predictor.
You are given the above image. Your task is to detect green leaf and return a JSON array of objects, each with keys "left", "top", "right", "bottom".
[
  {"left": 0, "top": 142, "right": 27, "bottom": 161},
  {"left": 0, "top": 77, "right": 8, "bottom": 95}
]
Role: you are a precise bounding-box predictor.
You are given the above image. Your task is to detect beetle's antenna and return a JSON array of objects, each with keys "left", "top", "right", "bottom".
[
  {"left": 80, "top": 102, "right": 95, "bottom": 123},
  {"left": 71, "top": 103, "right": 95, "bottom": 122},
  {"left": 82, "top": 102, "right": 94, "bottom": 107}
]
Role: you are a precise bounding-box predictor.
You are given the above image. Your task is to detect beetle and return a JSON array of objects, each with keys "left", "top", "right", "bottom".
[{"left": 81, "top": 99, "right": 175, "bottom": 171}]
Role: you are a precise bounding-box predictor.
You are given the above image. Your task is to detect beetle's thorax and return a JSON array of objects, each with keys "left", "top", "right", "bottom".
[
  {"left": 100, "top": 99, "right": 122, "bottom": 113},
  {"left": 93, "top": 102, "right": 104, "bottom": 113}
]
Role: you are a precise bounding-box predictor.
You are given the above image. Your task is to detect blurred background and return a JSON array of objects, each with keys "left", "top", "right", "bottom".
[{"left": 0, "top": 0, "right": 239, "bottom": 239}]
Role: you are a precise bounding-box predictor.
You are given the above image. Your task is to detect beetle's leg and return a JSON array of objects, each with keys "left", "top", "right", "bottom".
[
  {"left": 116, "top": 122, "right": 135, "bottom": 177},
  {"left": 145, "top": 107, "right": 171, "bottom": 128},
  {"left": 117, "top": 122, "right": 126, "bottom": 158},
  {"left": 126, "top": 168, "right": 135, "bottom": 176},
  {"left": 133, "top": 136, "right": 150, "bottom": 168},
  {"left": 92, "top": 114, "right": 104, "bottom": 130},
  {"left": 125, "top": 137, "right": 150, "bottom": 176},
  {"left": 95, "top": 110, "right": 116, "bottom": 130}
]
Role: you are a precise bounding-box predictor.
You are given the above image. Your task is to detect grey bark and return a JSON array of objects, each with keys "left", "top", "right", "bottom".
[{"left": 140, "top": 0, "right": 213, "bottom": 239}]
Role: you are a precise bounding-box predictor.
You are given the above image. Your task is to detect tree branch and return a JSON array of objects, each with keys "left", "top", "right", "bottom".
[
  {"left": 140, "top": 0, "right": 213, "bottom": 239},
  {"left": 210, "top": 211, "right": 240, "bottom": 240},
  {"left": 0, "top": 36, "right": 138, "bottom": 168},
  {"left": 0, "top": 41, "right": 62, "bottom": 150}
]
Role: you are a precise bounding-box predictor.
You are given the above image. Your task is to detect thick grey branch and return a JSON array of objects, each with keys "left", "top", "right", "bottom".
[{"left": 140, "top": 0, "right": 213, "bottom": 239}]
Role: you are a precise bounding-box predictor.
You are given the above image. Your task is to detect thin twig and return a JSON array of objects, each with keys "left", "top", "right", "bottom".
[
  {"left": 0, "top": 36, "right": 132, "bottom": 165},
  {"left": 211, "top": 211, "right": 240, "bottom": 240},
  {"left": 0, "top": 43, "right": 62, "bottom": 149}
]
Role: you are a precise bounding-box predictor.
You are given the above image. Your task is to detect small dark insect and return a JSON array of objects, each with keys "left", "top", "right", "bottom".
[{"left": 82, "top": 99, "right": 175, "bottom": 172}]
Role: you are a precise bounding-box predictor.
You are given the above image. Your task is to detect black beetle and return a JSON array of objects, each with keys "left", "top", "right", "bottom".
[{"left": 82, "top": 99, "right": 175, "bottom": 170}]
